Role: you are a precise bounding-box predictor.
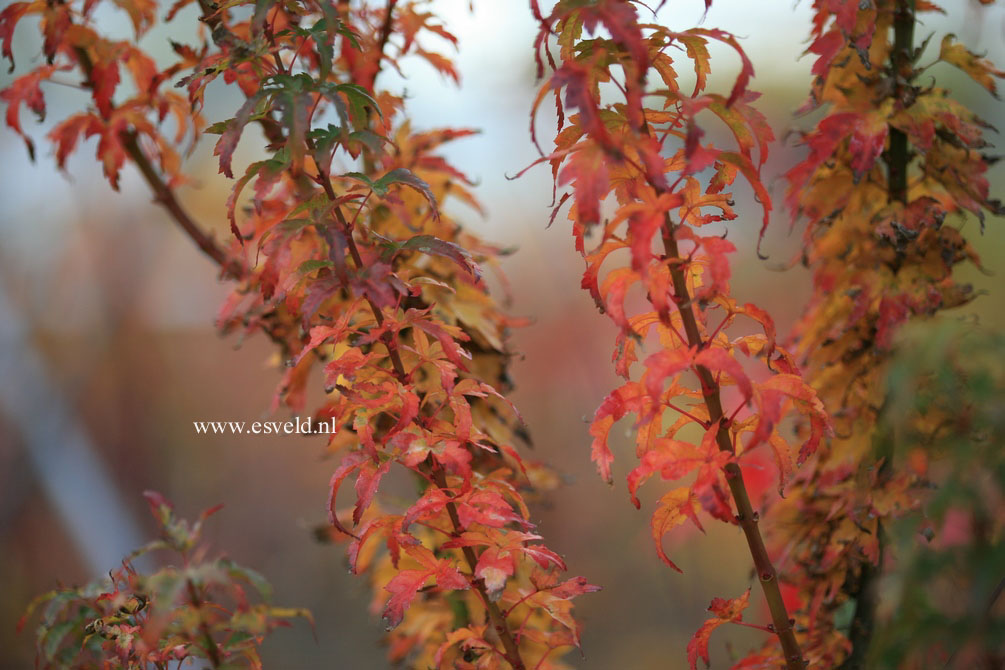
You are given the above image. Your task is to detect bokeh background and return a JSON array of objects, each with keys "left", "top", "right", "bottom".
[{"left": 1, "top": 1, "right": 1003, "bottom": 667}]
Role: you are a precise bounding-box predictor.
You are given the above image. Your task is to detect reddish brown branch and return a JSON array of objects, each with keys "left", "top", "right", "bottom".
[
  {"left": 188, "top": 5, "right": 526, "bottom": 665},
  {"left": 629, "top": 104, "right": 805, "bottom": 665},
  {"left": 119, "top": 135, "right": 240, "bottom": 275},
  {"left": 70, "top": 43, "right": 237, "bottom": 276},
  {"left": 661, "top": 223, "right": 806, "bottom": 670}
]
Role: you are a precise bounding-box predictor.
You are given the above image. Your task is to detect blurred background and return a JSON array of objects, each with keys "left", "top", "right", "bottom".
[{"left": 1, "top": 0, "right": 1003, "bottom": 667}]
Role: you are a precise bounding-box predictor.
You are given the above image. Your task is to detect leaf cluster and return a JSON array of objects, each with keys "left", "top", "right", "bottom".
[{"left": 18, "top": 492, "right": 309, "bottom": 670}]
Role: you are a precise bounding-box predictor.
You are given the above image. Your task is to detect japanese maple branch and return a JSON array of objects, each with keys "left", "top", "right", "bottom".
[
  {"left": 192, "top": 4, "right": 526, "bottom": 663},
  {"left": 310, "top": 143, "right": 527, "bottom": 670},
  {"left": 624, "top": 99, "right": 806, "bottom": 665},
  {"left": 660, "top": 221, "right": 806, "bottom": 670},
  {"left": 322, "top": 19, "right": 526, "bottom": 659}
]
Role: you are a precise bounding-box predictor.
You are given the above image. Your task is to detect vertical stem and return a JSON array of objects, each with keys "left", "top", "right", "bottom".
[
  {"left": 662, "top": 224, "right": 806, "bottom": 670},
  {"left": 886, "top": 0, "right": 915, "bottom": 206},
  {"left": 844, "top": 4, "right": 915, "bottom": 665},
  {"left": 633, "top": 87, "right": 804, "bottom": 667}
]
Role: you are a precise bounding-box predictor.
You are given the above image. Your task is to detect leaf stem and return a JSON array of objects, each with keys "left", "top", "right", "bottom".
[{"left": 664, "top": 401, "right": 709, "bottom": 428}]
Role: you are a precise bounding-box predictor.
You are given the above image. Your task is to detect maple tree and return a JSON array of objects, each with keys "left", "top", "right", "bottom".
[
  {"left": 756, "top": 1, "right": 1004, "bottom": 667},
  {"left": 2, "top": 0, "right": 1002, "bottom": 668},
  {"left": 2, "top": 1, "right": 596, "bottom": 668},
  {"left": 525, "top": 2, "right": 827, "bottom": 668}
]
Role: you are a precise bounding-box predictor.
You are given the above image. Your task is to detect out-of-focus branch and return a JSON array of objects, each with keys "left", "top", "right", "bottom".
[
  {"left": 119, "top": 134, "right": 239, "bottom": 276},
  {"left": 72, "top": 45, "right": 239, "bottom": 277},
  {"left": 370, "top": 0, "right": 399, "bottom": 89}
]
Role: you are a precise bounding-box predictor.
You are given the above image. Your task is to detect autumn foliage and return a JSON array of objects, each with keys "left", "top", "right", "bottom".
[
  {"left": 759, "top": 1, "right": 1005, "bottom": 667},
  {"left": 525, "top": 2, "right": 828, "bottom": 667},
  {"left": 2, "top": 0, "right": 1002, "bottom": 668}
]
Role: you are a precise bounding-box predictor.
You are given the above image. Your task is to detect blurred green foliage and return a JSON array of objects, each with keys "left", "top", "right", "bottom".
[
  {"left": 870, "top": 322, "right": 1004, "bottom": 669},
  {"left": 20, "top": 492, "right": 310, "bottom": 669}
]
